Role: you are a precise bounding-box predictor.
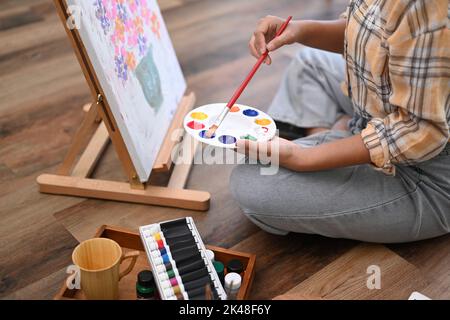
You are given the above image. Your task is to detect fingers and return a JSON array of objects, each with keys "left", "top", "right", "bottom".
[
  {"left": 249, "top": 16, "right": 286, "bottom": 64},
  {"left": 235, "top": 139, "right": 252, "bottom": 155},
  {"left": 250, "top": 16, "right": 274, "bottom": 64},
  {"left": 235, "top": 139, "right": 273, "bottom": 157},
  {"left": 267, "top": 33, "right": 288, "bottom": 52},
  {"left": 248, "top": 34, "right": 259, "bottom": 59},
  {"left": 249, "top": 36, "right": 271, "bottom": 65},
  {"left": 254, "top": 18, "right": 270, "bottom": 55}
]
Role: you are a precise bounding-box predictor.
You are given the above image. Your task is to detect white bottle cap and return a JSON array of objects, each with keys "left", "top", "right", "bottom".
[
  {"left": 160, "top": 279, "right": 171, "bottom": 289},
  {"left": 150, "top": 225, "right": 161, "bottom": 234},
  {"left": 159, "top": 273, "right": 169, "bottom": 281},
  {"left": 142, "top": 225, "right": 160, "bottom": 236},
  {"left": 164, "top": 287, "right": 175, "bottom": 297},
  {"left": 151, "top": 250, "right": 161, "bottom": 258},
  {"left": 206, "top": 249, "right": 215, "bottom": 261},
  {"left": 155, "top": 264, "right": 166, "bottom": 274},
  {"left": 153, "top": 256, "right": 163, "bottom": 265},
  {"left": 224, "top": 272, "right": 241, "bottom": 290}
]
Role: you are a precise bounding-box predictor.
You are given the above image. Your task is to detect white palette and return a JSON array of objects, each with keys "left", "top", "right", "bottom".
[{"left": 184, "top": 103, "right": 277, "bottom": 148}]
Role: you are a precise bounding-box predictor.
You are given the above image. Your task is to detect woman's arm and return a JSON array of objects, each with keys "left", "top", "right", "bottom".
[
  {"left": 295, "top": 20, "right": 347, "bottom": 54},
  {"left": 236, "top": 135, "right": 371, "bottom": 172},
  {"left": 249, "top": 16, "right": 346, "bottom": 64}
]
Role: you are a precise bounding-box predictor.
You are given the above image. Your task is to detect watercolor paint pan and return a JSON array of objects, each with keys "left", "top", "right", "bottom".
[
  {"left": 183, "top": 103, "right": 277, "bottom": 149},
  {"left": 140, "top": 217, "right": 227, "bottom": 300},
  {"left": 142, "top": 218, "right": 223, "bottom": 299}
]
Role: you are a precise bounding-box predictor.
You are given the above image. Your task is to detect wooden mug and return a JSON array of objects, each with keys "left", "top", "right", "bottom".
[{"left": 71, "top": 238, "right": 139, "bottom": 300}]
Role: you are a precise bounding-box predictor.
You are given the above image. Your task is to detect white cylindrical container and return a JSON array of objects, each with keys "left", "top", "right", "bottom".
[
  {"left": 206, "top": 249, "right": 215, "bottom": 262},
  {"left": 224, "top": 272, "right": 241, "bottom": 300}
]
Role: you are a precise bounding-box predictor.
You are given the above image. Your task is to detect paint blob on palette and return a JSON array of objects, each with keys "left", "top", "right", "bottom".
[{"left": 183, "top": 103, "right": 277, "bottom": 148}]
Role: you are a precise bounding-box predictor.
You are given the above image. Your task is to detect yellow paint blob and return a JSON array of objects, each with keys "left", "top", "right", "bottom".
[
  {"left": 255, "top": 118, "right": 271, "bottom": 126},
  {"left": 154, "top": 233, "right": 161, "bottom": 240},
  {"left": 191, "top": 112, "right": 208, "bottom": 120},
  {"left": 230, "top": 105, "right": 240, "bottom": 112}
]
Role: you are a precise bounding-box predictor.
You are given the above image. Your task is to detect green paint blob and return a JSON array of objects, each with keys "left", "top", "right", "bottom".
[{"left": 240, "top": 134, "right": 257, "bottom": 141}]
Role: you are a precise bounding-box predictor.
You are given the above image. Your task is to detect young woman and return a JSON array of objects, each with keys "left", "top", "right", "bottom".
[{"left": 230, "top": 0, "right": 449, "bottom": 243}]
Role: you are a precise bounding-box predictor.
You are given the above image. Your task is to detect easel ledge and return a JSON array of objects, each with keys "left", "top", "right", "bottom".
[{"left": 37, "top": 93, "right": 211, "bottom": 211}]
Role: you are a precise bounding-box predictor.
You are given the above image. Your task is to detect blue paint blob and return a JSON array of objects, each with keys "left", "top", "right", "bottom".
[
  {"left": 243, "top": 109, "right": 259, "bottom": 117},
  {"left": 218, "top": 135, "right": 237, "bottom": 144},
  {"left": 199, "top": 130, "right": 216, "bottom": 139}
]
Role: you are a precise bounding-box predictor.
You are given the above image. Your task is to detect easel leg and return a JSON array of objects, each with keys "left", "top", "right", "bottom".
[
  {"left": 168, "top": 133, "right": 200, "bottom": 189},
  {"left": 71, "top": 122, "right": 109, "bottom": 178},
  {"left": 57, "top": 103, "right": 100, "bottom": 175}
]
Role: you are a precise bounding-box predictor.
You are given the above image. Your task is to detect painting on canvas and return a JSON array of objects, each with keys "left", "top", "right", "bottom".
[{"left": 67, "top": 0, "right": 186, "bottom": 181}]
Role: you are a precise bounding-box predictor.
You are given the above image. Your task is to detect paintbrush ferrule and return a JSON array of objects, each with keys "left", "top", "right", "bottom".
[
  {"left": 205, "top": 106, "right": 230, "bottom": 138},
  {"left": 213, "top": 106, "right": 231, "bottom": 127}
]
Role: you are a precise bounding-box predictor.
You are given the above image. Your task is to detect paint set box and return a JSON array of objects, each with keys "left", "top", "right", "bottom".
[
  {"left": 140, "top": 217, "right": 227, "bottom": 300},
  {"left": 55, "top": 224, "right": 256, "bottom": 300}
]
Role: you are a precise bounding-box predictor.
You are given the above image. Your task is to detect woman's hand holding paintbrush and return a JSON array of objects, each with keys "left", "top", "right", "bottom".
[
  {"left": 204, "top": 16, "right": 293, "bottom": 138},
  {"left": 249, "top": 15, "right": 306, "bottom": 65},
  {"left": 235, "top": 15, "right": 371, "bottom": 172}
]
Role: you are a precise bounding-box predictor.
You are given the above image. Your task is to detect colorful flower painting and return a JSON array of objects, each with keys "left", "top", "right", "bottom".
[
  {"left": 93, "top": 0, "right": 162, "bottom": 83},
  {"left": 72, "top": 0, "right": 186, "bottom": 180}
]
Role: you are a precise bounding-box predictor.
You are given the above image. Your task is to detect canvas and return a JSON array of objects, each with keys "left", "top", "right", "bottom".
[{"left": 67, "top": 0, "right": 186, "bottom": 181}]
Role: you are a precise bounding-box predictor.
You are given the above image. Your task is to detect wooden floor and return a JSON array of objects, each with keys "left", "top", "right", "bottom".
[{"left": 1, "top": 0, "right": 449, "bottom": 300}]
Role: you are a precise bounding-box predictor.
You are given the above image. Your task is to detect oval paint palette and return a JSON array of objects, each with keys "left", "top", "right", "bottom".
[{"left": 184, "top": 103, "right": 277, "bottom": 148}]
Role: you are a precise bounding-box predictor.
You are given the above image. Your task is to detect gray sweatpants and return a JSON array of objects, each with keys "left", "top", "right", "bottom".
[{"left": 230, "top": 48, "right": 450, "bottom": 243}]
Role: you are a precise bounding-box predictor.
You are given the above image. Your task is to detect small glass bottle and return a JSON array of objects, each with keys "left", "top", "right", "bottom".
[
  {"left": 136, "top": 270, "right": 156, "bottom": 300},
  {"left": 213, "top": 261, "right": 225, "bottom": 285},
  {"left": 226, "top": 259, "right": 244, "bottom": 276},
  {"left": 224, "top": 272, "right": 241, "bottom": 300}
]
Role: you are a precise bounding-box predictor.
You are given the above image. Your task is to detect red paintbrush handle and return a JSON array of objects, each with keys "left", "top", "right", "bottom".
[{"left": 226, "top": 16, "right": 293, "bottom": 108}]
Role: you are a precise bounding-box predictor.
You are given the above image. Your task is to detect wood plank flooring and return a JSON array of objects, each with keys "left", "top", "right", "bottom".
[
  {"left": 283, "top": 244, "right": 429, "bottom": 300},
  {"left": 1, "top": 0, "right": 449, "bottom": 300}
]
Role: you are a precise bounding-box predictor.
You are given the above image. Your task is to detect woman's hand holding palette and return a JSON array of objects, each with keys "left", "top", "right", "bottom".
[{"left": 184, "top": 103, "right": 277, "bottom": 148}]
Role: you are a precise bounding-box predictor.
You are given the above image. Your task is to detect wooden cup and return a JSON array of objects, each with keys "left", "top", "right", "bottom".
[{"left": 72, "top": 238, "right": 139, "bottom": 300}]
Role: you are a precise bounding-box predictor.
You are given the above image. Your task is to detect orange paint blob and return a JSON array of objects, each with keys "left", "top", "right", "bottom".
[
  {"left": 190, "top": 112, "right": 208, "bottom": 120},
  {"left": 230, "top": 105, "right": 240, "bottom": 112},
  {"left": 255, "top": 118, "right": 271, "bottom": 126}
]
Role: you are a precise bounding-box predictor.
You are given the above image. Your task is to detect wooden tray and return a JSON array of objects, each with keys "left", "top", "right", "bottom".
[{"left": 55, "top": 225, "right": 256, "bottom": 300}]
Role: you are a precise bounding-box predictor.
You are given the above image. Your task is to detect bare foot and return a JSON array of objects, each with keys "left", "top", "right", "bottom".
[{"left": 331, "top": 115, "right": 352, "bottom": 132}]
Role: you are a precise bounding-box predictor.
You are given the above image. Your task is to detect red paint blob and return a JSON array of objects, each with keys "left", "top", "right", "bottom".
[{"left": 187, "top": 121, "right": 205, "bottom": 130}]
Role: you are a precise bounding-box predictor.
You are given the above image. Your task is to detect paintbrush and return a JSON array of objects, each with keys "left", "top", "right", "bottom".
[
  {"left": 205, "top": 283, "right": 212, "bottom": 300},
  {"left": 205, "top": 16, "right": 293, "bottom": 139}
]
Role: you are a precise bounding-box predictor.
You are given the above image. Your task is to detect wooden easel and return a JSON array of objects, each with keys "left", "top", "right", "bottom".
[{"left": 37, "top": 0, "right": 210, "bottom": 211}]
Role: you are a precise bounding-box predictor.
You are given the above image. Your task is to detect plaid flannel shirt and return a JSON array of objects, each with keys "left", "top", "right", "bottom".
[{"left": 342, "top": 0, "right": 450, "bottom": 174}]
